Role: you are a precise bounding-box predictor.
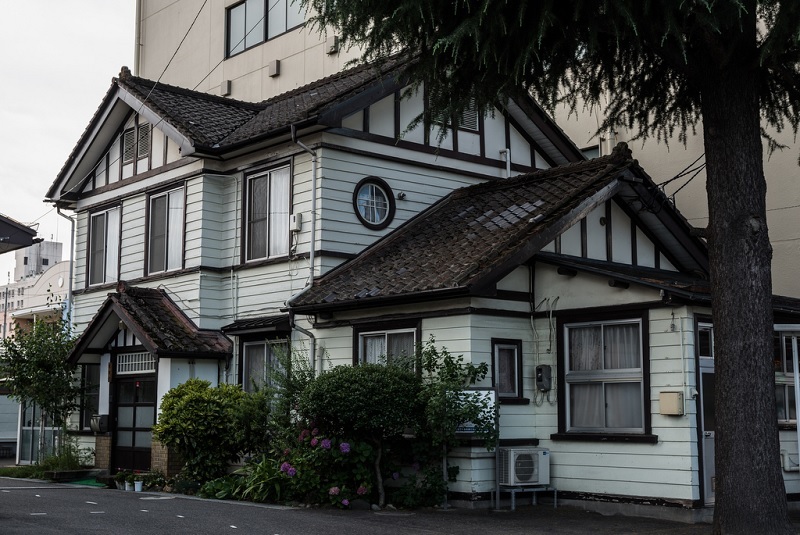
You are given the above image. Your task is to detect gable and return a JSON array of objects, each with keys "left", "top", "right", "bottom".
[{"left": 338, "top": 84, "right": 578, "bottom": 172}]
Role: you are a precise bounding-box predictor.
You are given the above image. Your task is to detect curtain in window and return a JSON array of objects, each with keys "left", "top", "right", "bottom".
[
  {"left": 605, "top": 382, "right": 642, "bottom": 428},
  {"left": 269, "top": 168, "right": 290, "bottom": 256},
  {"left": 248, "top": 176, "right": 269, "bottom": 259},
  {"left": 89, "top": 213, "right": 106, "bottom": 285},
  {"left": 243, "top": 344, "right": 267, "bottom": 392},
  {"left": 570, "top": 383, "right": 603, "bottom": 428},
  {"left": 149, "top": 195, "right": 167, "bottom": 272},
  {"left": 167, "top": 191, "right": 183, "bottom": 270},
  {"left": 569, "top": 326, "right": 602, "bottom": 371},
  {"left": 362, "top": 335, "right": 385, "bottom": 364},
  {"left": 604, "top": 323, "right": 640, "bottom": 369},
  {"left": 496, "top": 345, "right": 517, "bottom": 396},
  {"left": 105, "top": 208, "right": 120, "bottom": 281}
]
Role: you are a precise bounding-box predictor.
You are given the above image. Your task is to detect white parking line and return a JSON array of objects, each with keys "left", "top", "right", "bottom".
[
  {"left": 90, "top": 511, "right": 105, "bottom": 514},
  {"left": 30, "top": 513, "right": 46, "bottom": 516}
]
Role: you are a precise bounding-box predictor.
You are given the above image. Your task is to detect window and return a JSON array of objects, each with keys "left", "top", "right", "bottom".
[
  {"left": 79, "top": 364, "right": 100, "bottom": 430},
  {"left": 242, "top": 340, "right": 286, "bottom": 392},
  {"left": 226, "top": 0, "right": 305, "bottom": 57},
  {"left": 775, "top": 332, "right": 799, "bottom": 424},
  {"left": 564, "top": 319, "right": 644, "bottom": 433},
  {"left": 246, "top": 166, "right": 290, "bottom": 260},
  {"left": 88, "top": 207, "right": 121, "bottom": 285},
  {"left": 23, "top": 257, "right": 28, "bottom": 266},
  {"left": 493, "top": 339, "right": 522, "bottom": 398},
  {"left": 148, "top": 188, "right": 185, "bottom": 274},
  {"left": 353, "top": 176, "right": 396, "bottom": 230},
  {"left": 359, "top": 329, "right": 417, "bottom": 364},
  {"left": 42, "top": 259, "right": 48, "bottom": 267}
]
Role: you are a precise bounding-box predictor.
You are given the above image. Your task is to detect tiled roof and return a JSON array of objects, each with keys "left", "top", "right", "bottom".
[
  {"left": 117, "top": 59, "right": 407, "bottom": 151},
  {"left": 290, "top": 144, "right": 641, "bottom": 311},
  {"left": 221, "top": 314, "right": 290, "bottom": 334},
  {"left": 69, "top": 282, "right": 231, "bottom": 361}
]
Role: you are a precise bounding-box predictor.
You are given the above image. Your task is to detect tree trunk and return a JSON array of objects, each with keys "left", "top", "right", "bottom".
[{"left": 699, "top": 18, "right": 793, "bottom": 534}]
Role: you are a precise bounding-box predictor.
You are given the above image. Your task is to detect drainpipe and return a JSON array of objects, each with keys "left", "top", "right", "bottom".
[
  {"left": 289, "top": 124, "right": 319, "bottom": 373},
  {"left": 56, "top": 207, "right": 75, "bottom": 329},
  {"left": 499, "top": 148, "right": 511, "bottom": 178},
  {"left": 134, "top": 0, "right": 142, "bottom": 75}
]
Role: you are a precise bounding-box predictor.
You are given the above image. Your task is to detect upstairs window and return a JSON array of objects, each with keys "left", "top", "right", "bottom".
[
  {"left": 88, "top": 207, "right": 121, "bottom": 286},
  {"left": 245, "top": 166, "right": 290, "bottom": 260},
  {"left": 226, "top": 0, "right": 305, "bottom": 57},
  {"left": 148, "top": 188, "right": 185, "bottom": 274}
]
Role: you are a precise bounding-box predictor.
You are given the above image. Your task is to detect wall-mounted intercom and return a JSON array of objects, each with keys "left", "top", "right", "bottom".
[{"left": 535, "top": 364, "right": 552, "bottom": 392}]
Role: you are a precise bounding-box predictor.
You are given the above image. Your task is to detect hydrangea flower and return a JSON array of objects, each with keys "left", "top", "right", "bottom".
[
  {"left": 341, "top": 499, "right": 350, "bottom": 506},
  {"left": 310, "top": 437, "right": 319, "bottom": 447},
  {"left": 356, "top": 485, "right": 368, "bottom": 495},
  {"left": 391, "top": 472, "right": 400, "bottom": 480},
  {"left": 311, "top": 428, "right": 319, "bottom": 436},
  {"left": 329, "top": 486, "right": 340, "bottom": 495},
  {"left": 287, "top": 467, "right": 297, "bottom": 477},
  {"left": 339, "top": 442, "right": 351, "bottom": 453},
  {"left": 321, "top": 438, "right": 332, "bottom": 449},
  {"left": 280, "top": 462, "right": 291, "bottom": 473}
]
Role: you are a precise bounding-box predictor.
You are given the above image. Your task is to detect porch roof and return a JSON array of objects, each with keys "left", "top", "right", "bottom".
[{"left": 68, "top": 281, "right": 231, "bottom": 363}]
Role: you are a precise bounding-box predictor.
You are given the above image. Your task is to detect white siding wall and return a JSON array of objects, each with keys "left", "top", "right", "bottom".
[{"left": 119, "top": 195, "right": 146, "bottom": 280}]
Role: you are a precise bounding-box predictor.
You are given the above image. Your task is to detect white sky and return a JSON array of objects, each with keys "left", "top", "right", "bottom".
[{"left": 0, "top": 1, "right": 136, "bottom": 281}]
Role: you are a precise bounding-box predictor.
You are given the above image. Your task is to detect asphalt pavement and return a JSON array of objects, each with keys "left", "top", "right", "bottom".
[{"left": 2, "top": 476, "right": 798, "bottom": 534}]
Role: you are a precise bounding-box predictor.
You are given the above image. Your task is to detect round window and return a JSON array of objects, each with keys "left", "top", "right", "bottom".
[{"left": 353, "top": 177, "right": 396, "bottom": 230}]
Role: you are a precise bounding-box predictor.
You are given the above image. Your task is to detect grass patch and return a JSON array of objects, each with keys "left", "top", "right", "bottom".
[{"left": 0, "top": 465, "right": 45, "bottom": 479}]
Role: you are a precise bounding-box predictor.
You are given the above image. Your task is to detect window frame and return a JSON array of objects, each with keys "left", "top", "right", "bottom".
[
  {"left": 147, "top": 186, "right": 185, "bottom": 275},
  {"left": 774, "top": 330, "right": 800, "bottom": 426},
  {"left": 353, "top": 321, "right": 421, "bottom": 366},
  {"left": 240, "top": 339, "right": 287, "bottom": 393},
  {"left": 352, "top": 176, "right": 396, "bottom": 231},
  {"left": 492, "top": 338, "right": 523, "bottom": 400},
  {"left": 225, "top": 0, "right": 305, "bottom": 58},
  {"left": 554, "top": 309, "right": 653, "bottom": 441},
  {"left": 87, "top": 206, "right": 121, "bottom": 287},
  {"left": 78, "top": 364, "right": 100, "bottom": 431},
  {"left": 244, "top": 164, "right": 291, "bottom": 262}
]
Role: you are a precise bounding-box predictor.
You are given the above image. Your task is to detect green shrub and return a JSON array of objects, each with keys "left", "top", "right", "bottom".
[{"left": 152, "top": 378, "right": 272, "bottom": 482}]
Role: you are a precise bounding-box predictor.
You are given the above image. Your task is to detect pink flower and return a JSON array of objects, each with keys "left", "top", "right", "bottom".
[
  {"left": 329, "top": 486, "right": 340, "bottom": 495},
  {"left": 341, "top": 499, "right": 350, "bottom": 506},
  {"left": 311, "top": 428, "right": 319, "bottom": 436},
  {"left": 310, "top": 437, "right": 319, "bottom": 446},
  {"left": 356, "top": 486, "right": 367, "bottom": 495}
]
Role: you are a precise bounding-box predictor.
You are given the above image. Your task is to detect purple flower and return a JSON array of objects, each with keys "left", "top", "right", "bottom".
[
  {"left": 321, "top": 438, "right": 332, "bottom": 449},
  {"left": 280, "top": 462, "right": 291, "bottom": 473},
  {"left": 391, "top": 472, "right": 400, "bottom": 480},
  {"left": 311, "top": 428, "right": 319, "bottom": 436},
  {"left": 329, "top": 486, "right": 340, "bottom": 495},
  {"left": 339, "top": 442, "right": 351, "bottom": 453},
  {"left": 356, "top": 486, "right": 367, "bottom": 496},
  {"left": 310, "top": 438, "right": 319, "bottom": 447},
  {"left": 341, "top": 499, "right": 350, "bottom": 507},
  {"left": 287, "top": 467, "right": 297, "bottom": 477}
]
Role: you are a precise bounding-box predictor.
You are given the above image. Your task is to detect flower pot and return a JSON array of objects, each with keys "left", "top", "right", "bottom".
[
  {"left": 125, "top": 481, "right": 134, "bottom": 491},
  {"left": 115, "top": 481, "right": 125, "bottom": 490},
  {"left": 134, "top": 481, "right": 143, "bottom": 492}
]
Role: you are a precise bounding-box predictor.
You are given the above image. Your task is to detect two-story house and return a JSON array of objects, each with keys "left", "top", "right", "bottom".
[{"left": 41, "top": 0, "right": 800, "bottom": 518}]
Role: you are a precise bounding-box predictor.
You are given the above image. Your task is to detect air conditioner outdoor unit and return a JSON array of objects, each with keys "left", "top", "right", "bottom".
[{"left": 498, "top": 447, "right": 550, "bottom": 486}]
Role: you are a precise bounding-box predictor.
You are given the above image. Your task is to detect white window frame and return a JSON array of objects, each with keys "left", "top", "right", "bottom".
[
  {"left": 245, "top": 166, "right": 290, "bottom": 261},
  {"left": 88, "top": 206, "right": 121, "bottom": 286},
  {"left": 564, "top": 318, "right": 644, "bottom": 434},
  {"left": 358, "top": 328, "right": 417, "bottom": 365},
  {"left": 148, "top": 188, "right": 185, "bottom": 274},
  {"left": 774, "top": 329, "right": 800, "bottom": 425}
]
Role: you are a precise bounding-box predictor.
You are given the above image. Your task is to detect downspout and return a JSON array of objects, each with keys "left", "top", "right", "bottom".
[
  {"left": 56, "top": 207, "right": 75, "bottom": 329},
  {"left": 499, "top": 148, "right": 511, "bottom": 178},
  {"left": 289, "top": 124, "right": 318, "bottom": 373},
  {"left": 134, "top": 0, "right": 142, "bottom": 75}
]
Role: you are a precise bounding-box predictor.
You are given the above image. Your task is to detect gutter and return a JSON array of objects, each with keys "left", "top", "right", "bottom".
[{"left": 56, "top": 207, "right": 75, "bottom": 328}]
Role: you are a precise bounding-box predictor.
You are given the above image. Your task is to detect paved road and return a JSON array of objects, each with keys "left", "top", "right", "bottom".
[{"left": 0, "top": 477, "right": 717, "bottom": 534}]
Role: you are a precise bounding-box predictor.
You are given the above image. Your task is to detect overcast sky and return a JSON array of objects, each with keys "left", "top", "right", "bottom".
[{"left": 0, "top": 1, "right": 136, "bottom": 280}]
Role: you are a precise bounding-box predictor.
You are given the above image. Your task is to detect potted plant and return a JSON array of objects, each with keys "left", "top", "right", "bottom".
[
  {"left": 134, "top": 472, "right": 143, "bottom": 492},
  {"left": 125, "top": 471, "right": 135, "bottom": 491},
  {"left": 113, "top": 470, "right": 128, "bottom": 490}
]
